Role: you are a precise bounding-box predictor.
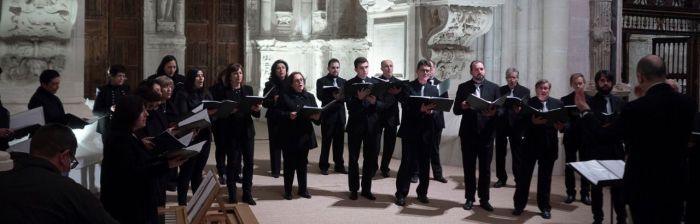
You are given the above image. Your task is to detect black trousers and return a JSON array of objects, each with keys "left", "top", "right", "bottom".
[
  {"left": 687, "top": 149, "right": 699, "bottom": 224},
  {"left": 591, "top": 185, "right": 626, "bottom": 223},
  {"left": 513, "top": 156, "right": 555, "bottom": 211},
  {"left": 283, "top": 146, "right": 310, "bottom": 195},
  {"left": 267, "top": 122, "right": 282, "bottom": 176},
  {"left": 176, "top": 138, "right": 212, "bottom": 205},
  {"left": 564, "top": 141, "right": 590, "bottom": 197},
  {"left": 430, "top": 130, "right": 444, "bottom": 178},
  {"left": 347, "top": 129, "right": 379, "bottom": 193},
  {"left": 495, "top": 127, "right": 521, "bottom": 183},
  {"left": 318, "top": 119, "right": 345, "bottom": 171},
  {"left": 213, "top": 131, "right": 228, "bottom": 177},
  {"left": 460, "top": 137, "right": 493, "bottom": 202},
  {"left": 379, "top": 124, "right": 398, "bottom": 173},
  {"left": 226, "top": 135, "right": 255, "bottom": 199},
  {"left": 628, "top": 194, "right": 684, "bottom": 224},
  {"left": 396, "top": 137, "right": 431, "bottom": 197}
]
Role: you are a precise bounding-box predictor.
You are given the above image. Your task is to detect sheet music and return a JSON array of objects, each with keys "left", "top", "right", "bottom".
[
  {"left": 178, "top": 109, "right": 210, "bottom": 127},
  {"left": 10, "top": 107, "right": 45, "bottom": 129},
  {"left": 569, "top": 160, "right": 622, "bottom": 185},
  {"left": 185, "top": 141, "right": 206, "bottom": 153},
  {"left": 191, "top": 104, "right": 204, "bottom": 113},
  {"left": 7, "top": 138, "right": 30, "bottom": 153},
  {"left": 177, "top": 132, "right": 194, "bottom": 146},
  {"left": 599, "top": 160, "right": 625, "bottom": 179}
]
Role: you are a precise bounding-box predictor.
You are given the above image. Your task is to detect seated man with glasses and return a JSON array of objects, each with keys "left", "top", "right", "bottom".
[{"left": 0, "top": 124, "right": 118, "bottom": 224}]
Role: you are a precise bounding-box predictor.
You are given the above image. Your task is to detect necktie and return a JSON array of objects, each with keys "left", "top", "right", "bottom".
[
  {"left": 542, "top": 101, "right": 548, "bottom": 112},
  {"left": 421, "top": 85, "right": 425, "bottom": 96},
  {"left": 333, "top": 78, "right": 338, "bottom": 87},
  {"left": 509, "top": 89, "right": 514, "bottom": 97},
  {"left": 362, "top": 79, "right": 366, "bottom": 84},
  {"left": 605, "top": 96, "right": 612, "bottom": 114},
  {"left": 475, "top": 84, "right": 481, "bottom": 98}
]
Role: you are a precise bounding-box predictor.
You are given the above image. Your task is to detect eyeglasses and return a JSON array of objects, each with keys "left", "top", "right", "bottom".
[{"left": 70, "top": 156, "right": 79, "bottom": 169}]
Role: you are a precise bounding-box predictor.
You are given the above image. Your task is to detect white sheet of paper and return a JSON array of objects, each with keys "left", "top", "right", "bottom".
[{"left": 10, "top": 107, "right": 45, "bottom": 129}]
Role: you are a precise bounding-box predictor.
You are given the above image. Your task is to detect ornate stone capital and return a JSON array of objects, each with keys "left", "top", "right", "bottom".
[
  {"left": 0, "top": 0, "right": 78, "bottom": 39},
  {"left": 419, "top": 3, "right": 498, "bottom": 80}
]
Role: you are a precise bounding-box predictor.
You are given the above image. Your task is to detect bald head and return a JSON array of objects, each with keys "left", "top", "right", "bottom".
[{"left": 637, "top": 54, "right": 666, "bottom": 81}]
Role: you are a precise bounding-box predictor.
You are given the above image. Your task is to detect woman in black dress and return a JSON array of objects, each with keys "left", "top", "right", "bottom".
[
  {"left": 100, "top": 95, "right": 184, "bottom": 224},
  {"left": 93, "top": 64, "right": 130, "bottom": 142},
  {"left": 210, "top": 63, "right": 261, "bottom": 205},
  {"left": 173, "top": 68, "right": 214, "bottom": 205},
  {"left": 275, "top": 72, "right": 321, "bottom": 200},
  {"left": 263, "top": 60, "right": 288, "bottom": 178}
]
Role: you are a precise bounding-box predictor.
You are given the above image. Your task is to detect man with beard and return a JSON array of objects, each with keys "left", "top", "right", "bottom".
[
  {"left": 453, "top": 60, "right": 499, "bottom": 211},
  {"left": 316, "top": 58, "right": 347, "bottom": 175},
  {"left": 582, "top": 70, "right": 627, "bottom": 224}
]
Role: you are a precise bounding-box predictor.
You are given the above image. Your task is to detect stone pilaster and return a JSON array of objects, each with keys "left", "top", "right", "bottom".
[{"left": 143, "top": 0, "right": 186, "bottom": 78}]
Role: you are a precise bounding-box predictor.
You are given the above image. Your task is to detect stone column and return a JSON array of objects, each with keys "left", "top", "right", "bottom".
[
  {"left": 526, "top": 0, "right": 542, "bottom": 90},
  {"left": 515, "top": 0, "right": 530, "bottom": 87},
  {"left": 260, "top": 0, "right": 273, "bottom": 36},
  {"left": 300, "top": 0, "right": 313, "bottom": 39},
  {"left": 542, "top": 0, "right": 569, "bottom": 97}
]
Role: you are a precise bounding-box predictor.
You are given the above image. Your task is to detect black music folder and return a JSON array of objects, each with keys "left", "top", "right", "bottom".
[
  {"left": 64, "top": 113, "right": 99, "bottom": 129},
  {"left": 568, "top": 160, "right": 625, "bottom": 186},
  {"left": 201, "top": 100, "right": 238, "bottom": 119},
  {"left": 174, "top": 109, "right": 211, "bottom": 137},
  {"left": 522, "top": 105, "right": 570, "bottom": 125},
  {"left": 10, "top": 107, "right": 45, "bottom": 138},
  {"left": 408, "top": 96, "right": 455, "bottom": 112},
  {"left": 466, "top": 94, "right": 506, "bottom": 111}
]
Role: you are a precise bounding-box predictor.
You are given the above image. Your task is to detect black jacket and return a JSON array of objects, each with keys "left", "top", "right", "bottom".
[
  {"left": 276, "top": 90, "right": 321, "bottom": 150},
  {"left": 376, "top": 75, "right": 401, "bottom": 127},
  {"left": 0, "top": 101, "right": 9, "bottom": 150},
  {"left": 344, "top": 76, "right": 385, "bottom": 134},
  {"left": 582, "top": 92, "right": 626, "bottom": 159},
  {"left": 430, "top": 78, "right": 448, "bottom": 129},
  {"left": 520, "top": 96, "right": 564, "bottom": 160},
  {"left": 560, "top": 91, "right": 591, "bottom": 145},
  {"left": 397, "top": 80, "right": 440, "bottom": 141},
  {"left": 28, "top": 87, "right": 65, "bottom": 125},
  {"left": 174, "top": 89, "right": 213, "bottom": 142},
  {"left": 453, "top": 79, "right": 500, "bottom": 142},
  {"left": 0, "top": 153, "right": 118, "bottom": 224},
  {"left": 316, "top": 74, "right": 347, "bottom": 127},
  {"left": 497, "top": 84, "right": 530, "bottom": 131},
  {"left": 93, "top": 84, "right": 130, "bottom": 134},
  {"left": 100, "top": 130, "right": 170, "bottom": 224},
  {"left": 263, "top": 80, "right": 285, "bottom": 122}
]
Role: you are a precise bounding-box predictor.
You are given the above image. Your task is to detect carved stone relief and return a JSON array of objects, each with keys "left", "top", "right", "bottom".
[
  {"left": 0, "top": 0, "right": 78, "bottom": 39},
  {"left": 156, "top": 0, "right": 177, "bottom": 32},
  {"left": 312, "top": 11, "right": 327, "bottom": 33},
  {"left": 420, "top": 4, "right": 494, "bottom": 81}
]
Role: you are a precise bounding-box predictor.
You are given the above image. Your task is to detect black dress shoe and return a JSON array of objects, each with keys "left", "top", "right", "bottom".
[
  {"left": 218, "top": 175, "right": 227, "bottom": 185},
  {"left": 320, "top": 170, "right": 329, "bottom": 175},
  {"left": 463, "top": 200, "right": 474, "bottom": 210},
  {"left": 512, "top": 209, "right": 524, "bottom": 216},
  {"left": 242, "top": 196, "right": 256, "bottom": 205},
  {"left": 417, "top": 195, "right": 430, "bottom": 204},
  {"left": 283, "top": 193, "right": 292, "bottom": 200},
  {"left": 564, "top": 195, "right": 575, "bottom": 204},
  {"left": 434, "top": 176, "right": 448, "bottom": 183},
  {"left": 581, "top": 195, "right": 592, "bottom": 205},
  {"left": 361, "top": 191, "right": 376, "bottom": 200},
  {"left": 381, "top": 170, "right": 390, "bottom": 178},
  {"left": 479, "top": 201, "right": 494, "bottom": 211},
  {"left": 299, "top": 192, "right": 312, "bottom": 199},
  {"left": 395, "top": 196, "right": 406, "bottom": 206},
  {"left": 541, "top": 210, "right": 551, "bottom": 219},
  {"left": 410, "top": 175, "right": 418, "bottom": 183},
  {"left": 349, "top": 191, "right": 358, "bottom": 200},
  {"left": 493, "top": 180, "right": 506, "bottom": 188},
  {"left": 335, "top": 168, "right": 347, "bottom": 174},
  {"left": 271, "top": 173, "right": 280, "bottom": 178}
]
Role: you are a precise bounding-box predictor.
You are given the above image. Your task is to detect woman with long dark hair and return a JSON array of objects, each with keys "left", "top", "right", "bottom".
[
  {"left": 210, "top": 63, "right": 261, "bottom": 205},
  {"left": 263, "top": 59, "right": 288, "bottom": 178},
  {"left": 275, "top": 72, "right": 321, "bottom": 200},
  {"left": 100, "top": 95, "right": 184, "bottom": 224},
  {"left": 149, "top": 55, "right": 185, "bottom": 96},
  {"left": 93, "top": 64, "right": 130, "bottom": 142},
  {"left": 173, "top": 68, "right": 214, "bottom": 205}
]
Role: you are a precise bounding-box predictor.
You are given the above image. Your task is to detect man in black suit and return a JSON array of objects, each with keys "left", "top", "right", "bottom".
[
  {"left": 512, "top": 79, "right": 565, "bottom": 219},
  {"left": 28, "top": 70, "right": 66, "bottom": 125},
  {"left": 427, "top": 60, "right": 448, "bottom": 183},
  {"left": 316, "top": 58, "right": 347, "bottom": 175},
  {"left": 560, "top": 73, "right": 592, "bottom": 205},
  {"left": 344, "top": 57, "right": 384, "bottom": 200},
  {"left": 453, "top": 60, "right": 499, "bottom": 211},
  {"left": 494, "top": 67, "right": 529, "bottom": 188},
  {"left": 377, "top": 59, "right": 403, "bottom": 178},
  {"left": 582, "top": 70, "right": 627, "bottom": 224},
  {"left": 394, "top": 59, "right": 440, "bottom": 206},
  {"left": 576, "top": 55, "right": 696, "bottom": 224}
]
